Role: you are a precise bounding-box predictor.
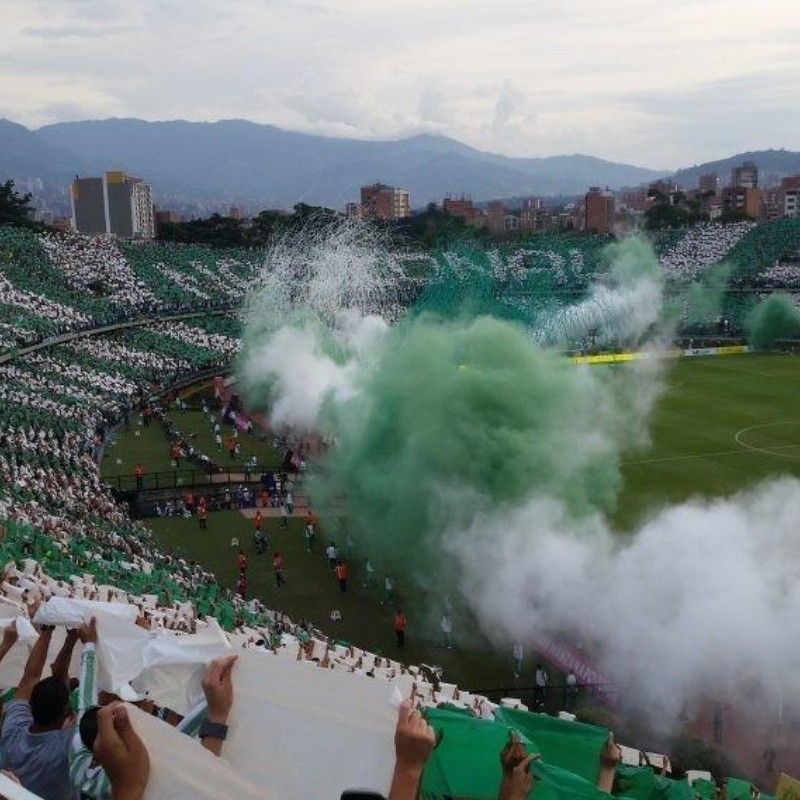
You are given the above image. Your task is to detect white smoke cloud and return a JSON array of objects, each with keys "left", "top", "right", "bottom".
[
  {"left": 241, "top": 312, "right": 388, "bottom": 431},
  {"left": 446, "top": 479, "right": 800, "bottom": 721}
]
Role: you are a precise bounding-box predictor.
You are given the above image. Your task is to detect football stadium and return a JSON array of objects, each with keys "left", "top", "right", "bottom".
[{"left": 1, "top": 219, "right": 800, "bottom": 799}]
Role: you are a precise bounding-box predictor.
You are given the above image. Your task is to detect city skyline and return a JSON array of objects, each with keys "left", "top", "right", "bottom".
[{"left": 2, "top": 0, "right": 799, "bottom": 170}]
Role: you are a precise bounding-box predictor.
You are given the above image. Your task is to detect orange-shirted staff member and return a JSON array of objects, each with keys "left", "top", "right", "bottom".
[
  {"left": 133, "top": 462, "right": 145, "bottom": 490},
  {"left": 198, "top": 503, "right": 208, "bottom": 530},
  {"left": 335, "top": 561, "right": 348, "bottom": 593},
  {"left": 253, "top": 511, "right": 263, "bottom": 532},
  {"left": 394, "top": 609, "right": 407, "bottom": 649}
]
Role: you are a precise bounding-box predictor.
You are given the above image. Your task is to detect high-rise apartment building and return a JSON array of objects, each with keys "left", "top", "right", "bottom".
[
  {"left": 71, "top": 171, "right": 155, "bottom": 239},
  {"left": 731, "top": 161, "right": 759, "bottom": 189},
  {"left": 360, "top": 184, "right": 411, "bottom": 220},
  {"left": 584, "top": 187, "right": 615, "bottom": 234},
  {"left": 698, "top": 173, "right": 721, "bottom": 196},
  {"left": 784, "top": 190, "right": 800, "bottom": 218},
  {"left": 721, "top": 186, "right": 762, "bottom": 219}
]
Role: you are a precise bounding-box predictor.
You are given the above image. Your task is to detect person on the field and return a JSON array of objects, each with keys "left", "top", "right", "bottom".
[
  {"left": 382, "top": 575, "right": 395, "bottom": 606},
  {"left": 253, "top": 511, "right": 263, "bottom": 533},
  {"left": 394, "top": 609, "right": 407, "bottom": 648},
  {"left": 439, "top": 613, "right": 452, "bottom": 649},
  {"left": 513, "top": 642, "right": 523, "bottom": 679},
  {"left": 326, "top": 543, "right": 338, "bottom": 571},
  {"left": 304, "top": 523, "right": 315, "bottom": 553},
  {"left": 273, "top": 552, "right": 286, "bottom": 588},
  {"left": 565, "top": 672, "right": 578, "bottom": 712},
  {"left": 363, "top": 560, "right": 375, "bottom": 588},
  {"left": 236, "top": 549, "right": 248, "bottom": 574},
  {"left": 335, "top": 561, "right": 348, "bottom": 593},
  {"left": 534, "top": 664, "right": 548, "bottom": 709}
]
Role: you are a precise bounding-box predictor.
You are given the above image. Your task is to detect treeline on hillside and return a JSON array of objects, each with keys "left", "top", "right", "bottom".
[{"left": 157, "top": 203, "right": 486, "bottom": 250}]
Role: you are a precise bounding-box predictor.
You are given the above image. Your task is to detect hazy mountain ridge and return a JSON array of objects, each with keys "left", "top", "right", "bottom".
[
  {"left": 1, "top": 117, "right": 797, "bottom": 209},
  {"left": 3, "top": 117, "right": 665, "bottom": 207}
]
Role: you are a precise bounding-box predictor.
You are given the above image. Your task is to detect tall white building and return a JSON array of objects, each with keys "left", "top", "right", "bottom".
[{"left": 71, "top": 171, "right": 156, "bottom": 239}]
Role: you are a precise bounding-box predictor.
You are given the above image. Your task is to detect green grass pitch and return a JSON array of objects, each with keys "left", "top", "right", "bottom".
[{"left": 116, "top": 353, "right": 800, "bottom": 691}]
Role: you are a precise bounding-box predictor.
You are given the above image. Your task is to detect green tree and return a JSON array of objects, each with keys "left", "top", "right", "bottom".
[
  {"left": 0, "top": 180, "right": 37, "bottom": 228},
  {"left": 719, "top": 208, "right": 751, "bottom": 223},
  {"left": 644, "top": 202, "right": 690, "bottom": 230},
  {"left": 157, "top": 214, "right": 245, "bottom": 247}
]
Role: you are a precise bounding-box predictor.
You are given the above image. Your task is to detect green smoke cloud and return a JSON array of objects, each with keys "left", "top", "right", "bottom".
[
  {"left": 684, "top": 263, "right": 731, "bottom": 327},
  {"left": 746, "top": 293, "right": 800, "bottom": 349},
  {"left": 242, "top": 230, "right": 667, "bottom": 599},
  {"left": 316, "top": 316, "right": 619, "bottom": 566},
  {"left": 313, "top": 318, "right": 662, "bottom": 592}
]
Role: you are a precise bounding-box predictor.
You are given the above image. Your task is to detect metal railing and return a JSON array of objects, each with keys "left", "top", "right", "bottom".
[
  {"left": 105, "top": 465, "right": 303, "bottom": 493},
  {"left": 0, "top": 305, "right": 240, "bottom": 365},
  {"left": 468, "top": 681, "right": 617, "bottom": 713}
]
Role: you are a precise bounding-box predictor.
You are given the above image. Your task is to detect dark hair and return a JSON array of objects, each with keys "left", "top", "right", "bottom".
[
  {"left": 80, "top": 706, "right": 100, "bottom": 751},
  {"left": 30, "top": 677, "right": 70, "bottom": 727}
]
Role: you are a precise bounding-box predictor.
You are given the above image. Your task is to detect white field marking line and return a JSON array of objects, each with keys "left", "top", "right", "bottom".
[
  {"left": 623, "top": 450, "right": 743, "bottom": 466},
  {"left": 706, "top": 364, "right": 779, "bottom": 378},
  {"left": 623, "top": 440, "right": 800, "bottom": 466},
  {"left": 734, "top": 421, "right": 800, "bottom": 462}
]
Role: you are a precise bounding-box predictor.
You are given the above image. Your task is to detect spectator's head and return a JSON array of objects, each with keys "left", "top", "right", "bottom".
[
  {"left": 79, "top": 705, "right": 100, "bottom": 751},
  {"left": 30, "top": 676, "right": 72, "bottom": 729}
]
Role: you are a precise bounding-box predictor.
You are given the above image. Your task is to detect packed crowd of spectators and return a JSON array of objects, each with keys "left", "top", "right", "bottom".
[
  {"left": 658, "top": 222, "right": 757, "bottom": 281},
  {"left": 0, "top": 270, "right": 91, "bottom": 349},
  {"left": 0, "top": 229, "right": 256, "bottom": 355},
  {"left": 39, "top": 231, "right": 159, "bottom": 311},
  {"left": 149, "top": 320, "right": 242, "bottom": 360},
  {"left": 119, "top": 240, "right": 259, "bottom": 306}
]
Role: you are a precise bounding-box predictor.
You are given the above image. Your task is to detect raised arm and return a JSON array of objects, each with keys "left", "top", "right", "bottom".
[
  {"left": 197, "top": 653, "right": 238, "bottom": 757},
  {"left": 498, "top": 732, "right": 538, "bottom": 800},
  {"left": 0, "top": 625, "right": 19, "bottom": 667},
  {"left": 93, "top": 703, "right": 150, "bottom": 800},
  {"left": 51, "top": 628, "right": 80, "bottom": 685},
  {"left": 76, "top": 618, "right": 99, "bottom": 715},
  {"left": 388, "top": 699, "right": 436, "bottom": 800},
  {"left": 597, "top": 734, "right": 621, "bottom": 794},
  {"left": 17, "top": 626, "right": 54, "bottom": 702}
]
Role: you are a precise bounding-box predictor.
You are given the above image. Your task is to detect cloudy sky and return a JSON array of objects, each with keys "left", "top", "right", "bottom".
[{"left": 2, "top": 0, "right": 799, "bottom": 169}]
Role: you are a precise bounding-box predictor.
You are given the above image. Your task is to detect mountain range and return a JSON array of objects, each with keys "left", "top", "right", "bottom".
[{"left": 1, "top": 117, "right": 799, "bottom": 211}]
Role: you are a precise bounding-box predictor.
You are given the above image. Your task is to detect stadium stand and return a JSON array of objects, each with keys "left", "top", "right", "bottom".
[{"left": 0, "top": 226, "right": 790, "bottom": 798}]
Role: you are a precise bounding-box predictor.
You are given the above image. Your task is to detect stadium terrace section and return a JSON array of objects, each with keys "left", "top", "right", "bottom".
[{"left": 0, "top": 224, "right": 798, "bottom": 798}]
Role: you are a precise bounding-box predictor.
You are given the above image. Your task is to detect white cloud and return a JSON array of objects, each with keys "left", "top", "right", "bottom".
[{"left": 1, "top": 0, "right": 799, "bottom": 167}]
